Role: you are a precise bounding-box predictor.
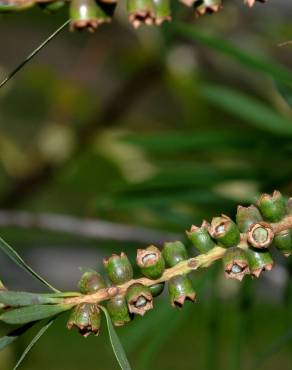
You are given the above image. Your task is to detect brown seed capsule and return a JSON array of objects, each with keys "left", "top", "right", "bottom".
[
  {"left": 126, "top": 283, "right": 153, "bottom": 316},
  {"left": 247, "top": 222, "right": 274, "bottom": 249},
  {"left": 136, "top": 245, "right": 165, "bottom": 279},
  {"left": 67, "top": 303, "right": 101, "bottom": 337},
  {"left": 223, "top": 247, "right": 250, "bottom": 281}
]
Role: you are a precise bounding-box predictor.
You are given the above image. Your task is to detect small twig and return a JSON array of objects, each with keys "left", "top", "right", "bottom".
[
  {"left": 65, "top": 246, "right": 227, "bottom": 305},
  {"left": 278, "top": 41, "right": 292, "bottom": 47},
  {"left": 0, "top": 210, "right": 180, "bottom": 244},
  {"left": 0, "top": 19, "right": 70, "bottom": 89}
]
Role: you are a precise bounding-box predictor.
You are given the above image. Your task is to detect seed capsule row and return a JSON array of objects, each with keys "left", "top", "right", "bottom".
[
  {"left": 67, "top": 190, "right": 291, "bottom": 337},
  {"left": 67, "top": 240, "right": 197, "bottom": 336},
  {"left": 187, "top": 191, "right": 292, "bottom": 281},
  {"left": 0, "top": 0, "right": 267, "bottom": 31}
]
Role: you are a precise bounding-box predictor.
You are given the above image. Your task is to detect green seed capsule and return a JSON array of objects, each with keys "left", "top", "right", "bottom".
[
  {"left": 126, "top": 283, "right": 153, "bottom": 316},
  {"left": 168, "top": 275, "right": 196, "bottom": 307},
  {"left": 186, "top": 221, "right": 216, "bottom": 254},
  {"left": 70, "top": 0, "right": 99, "bottom": 32},
  {"left": 153, "top": 0, "right": 171, "bottom": 25},
  {"left": 246, "top": 247, "right": 273, "bottom": 278},
  {"left": 106, "top": 295, "right": 132, "bottom": 326},
  {"left": 127, "top": 0, "right": 155, "bottom": 28},
  {"left": 274, "top": 230, "right": 292, "bottom": 257},
  {"left": 209, "top": 215, "right": 240, "bottom": 248},
  {"left": 136, "top": 245, "right": 165, "bottom": 279},
  {"left": 78, "top": 271, "right": 106, "bottom": 294},
  {"left": 247, "top": 222, "right": 274, "bottom": 249},
  {"left": 194, "top": 0, "right": 222, "bottom": 16},
  {"left": 223, "top": 247, "right": 250, "bottom": 281},
  {"left": 0, "top": 0, "right": 34, "bottom": 12},
  {"left": 103, "top": 252, "right": 133, "bottom": 285},
  {"left": 149, "top": 282, "right": 165, "bottom": 297},
  {"left": 257, "top": 191, "right": 286, "bottom": 222},
  {"left": 67, "top": 303, "right": 101, "bottom": 337},
  {"left": 236, "top": 205, "right": 263, "bottom": 233},
  {"left": 162, "top": 241, "right": 188, "bottom": 267}
]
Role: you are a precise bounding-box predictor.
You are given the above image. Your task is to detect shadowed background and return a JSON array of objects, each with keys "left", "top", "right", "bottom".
[{"left": 1, "top": 1, "right": 292, "bottom": 369}]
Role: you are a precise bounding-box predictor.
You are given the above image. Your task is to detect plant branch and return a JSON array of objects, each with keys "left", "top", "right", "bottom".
[
  {"left": 65, "top": 246, "right": 227, "bottom": 305},
  {"left": 62, "top": 215, "right": 292, "bottom": 306},
  {"left": 0, "top": 210, "right": 180, "bottom": 244}
]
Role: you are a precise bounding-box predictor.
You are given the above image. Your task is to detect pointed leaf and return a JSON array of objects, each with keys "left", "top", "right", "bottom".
[
  {"left": 0, "top": 292, "right": 63, "bottom": 307},
  {"left": 200, "top": 85, "right": 292, "bottom": 136},
  {"left": 12, "top": 320, "right": 54, "bottom": 370},
  {"left": 0, "top": 236, "right": 60, "bottom": 292},
  {"left": 99, "top": 306, "right": 132, "bottom": 370},
  {"left": 173, "top": 23, "right": 292, "bottom": 87},
  {"left": 0, "top": 322, "right": 36, "bottom": 352},
  {"left": 0, "top": 291, "right": 80, "bottom": 307},
  {"left": 0, "top": 304, "right": 73, "bottom": 324}
]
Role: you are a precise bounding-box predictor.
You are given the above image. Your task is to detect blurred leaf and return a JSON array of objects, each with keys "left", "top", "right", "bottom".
[
  {"left": 12, "top": 319, "right": 55, "bottom": 370},
  {"left": 0, "top": 235, "right": 60, "bottom": 293},
  {"left": 201, "top": 85, "right": 292, "bottom": 136},
  {"left": 137, "top": 270, "right": 213, "bottom": 370},
  {"left": 123, "top": 131, "right": 258, "bottom": 153},
  {"left": 99, "top": 306, "right": 132, "bottom": 370},
  {"left": 276, "top": 82, "right": 292, "bottom": 107},
  {"left": 120, "top": 298, "right": 171, "bottom": 353},
  {"left": 0, "top": 291, "right": 79, "bottom": 307},
  {"left": 173, "top": 23, "right": 292, "bottom": 86},
  {"left": 0, "top": 322, "right": 36, "bottom": 352},
  {"left": 0, "top": 304, "right": 73, "bottom": 324},
  {"left": 253, "top": 326, "right": 292, "bottom": 369}
]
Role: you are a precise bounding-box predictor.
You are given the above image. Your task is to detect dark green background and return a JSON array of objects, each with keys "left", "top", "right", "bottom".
[{"left": 1, "top": 1, "right": 292, "bottom": 369}]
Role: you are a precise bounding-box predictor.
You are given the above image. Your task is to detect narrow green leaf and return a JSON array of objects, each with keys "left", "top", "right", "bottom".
[
  {"left": 0, "top": 236, "right": 60, "bottom": 292},
  {"left": 0, "top": 304, "right": 73, "bottom": 324},
  {"left": 0, "top": 291, "right": 63, "bottom": 307},
  {"left": 200, "top": 85, "right": 292, "bottom": 136},
  {"left": 99, "top": 306, "right": 132, "bottom": 370},
  {"left": 0, "top": 291, "right": 81, "bottom": 307},
  {"left": 173, "top": 22, "right": 292, "bottom": 87},
  {"left": 12, "top": 320, "right": 54, "bottom": 370},
  {"left": 0, "top": 20, "right": 70, "bottom": 89},
  {"left": 0, "top": 322, "right": 36, "bottom": 352}
]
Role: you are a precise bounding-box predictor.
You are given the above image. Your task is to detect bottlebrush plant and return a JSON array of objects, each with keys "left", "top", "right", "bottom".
[{"left": 1, "top": 190, "right": 292, "bottom": 370}]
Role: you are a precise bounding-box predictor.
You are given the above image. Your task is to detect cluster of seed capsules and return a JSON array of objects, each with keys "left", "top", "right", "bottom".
[
  {"left": 67, "top": 190, "right": 292, "bottom": 337},
  {"left": 0, "top": 0, "right": 266, "bottom": 30}
]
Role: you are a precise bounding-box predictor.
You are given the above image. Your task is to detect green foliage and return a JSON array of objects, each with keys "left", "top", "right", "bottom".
[{"left": 1, "top": 4, "right": 292, "bottom": 370}]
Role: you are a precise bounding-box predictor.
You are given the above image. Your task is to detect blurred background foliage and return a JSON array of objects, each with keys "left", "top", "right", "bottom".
[{"left": 1, "top": 0, "right": 292, "bottom": 369}]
